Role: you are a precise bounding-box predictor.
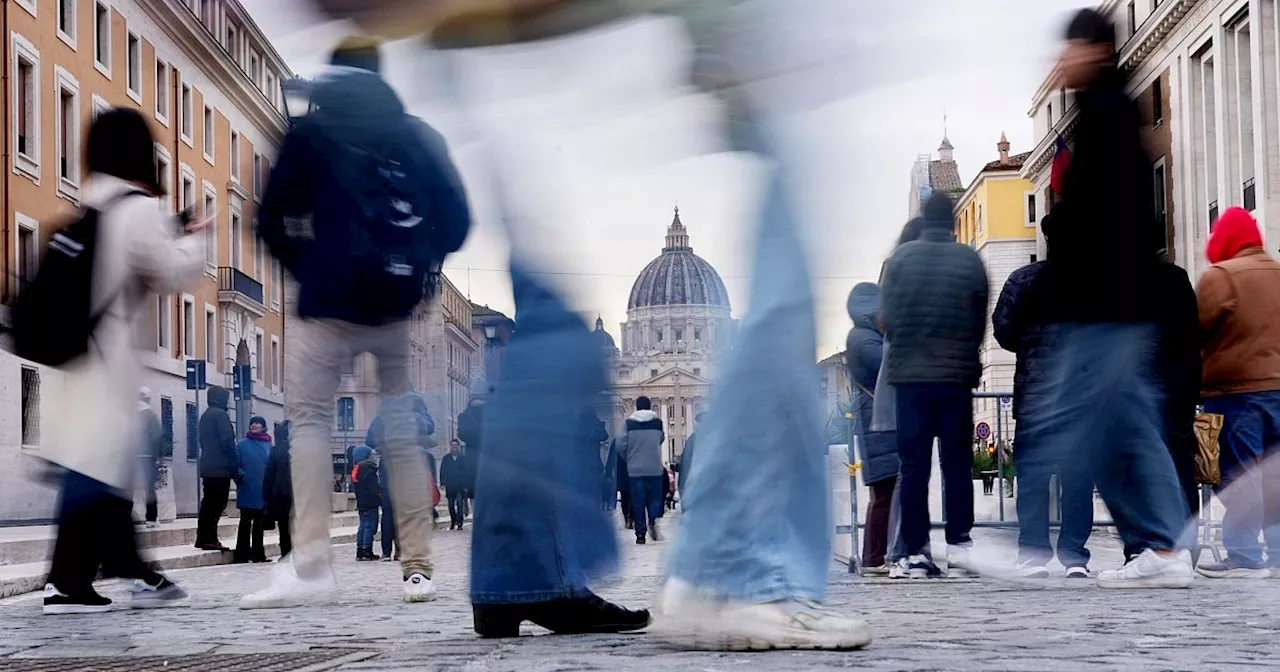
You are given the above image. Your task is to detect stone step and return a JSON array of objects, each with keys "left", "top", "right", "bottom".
[{"left": 0, "top": 512, "right": 362, "bottom": 566}]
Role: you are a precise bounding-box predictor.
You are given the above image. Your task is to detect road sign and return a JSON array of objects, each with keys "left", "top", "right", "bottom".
[
  {"left": 232, "top": 364, "right": 253, "bottom": 400},
  {"left": 975, "top": 422, "right": 991, "bottom": 441},
  {"left": 999, "top": 397, "right": 1012, "bottom": 412},
  {"left": 185, "top": 360, "right": 207, "bottom": 390},
  {"left": 337, "top": 397, "right": 356, "bottom": 432}
]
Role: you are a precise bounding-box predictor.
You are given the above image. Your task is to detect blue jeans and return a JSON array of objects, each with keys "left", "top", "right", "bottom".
[
  {"left": 469, "top": 270, "right": 618, "bottom": 605},
  {"left": 895, "top": 383, "right": 975, "bottom": 556},
  {"left": 357, "top": 509, "right": 379, "bottom": 549},
  {"left": 1020, "top": 324, "right": 1188, "bottom": 554},
  {"left": 629, "top": 476, "right": 664, "bottom": 538},
  {"left": 380, "top": 491, "right": 397, "bottom": 557},
  {"left": 1013, "top": 431, "right": 1093, "bottom": 568},
  {"left": 1202, "top": 390, "right": 1280, "bottom": 567}
]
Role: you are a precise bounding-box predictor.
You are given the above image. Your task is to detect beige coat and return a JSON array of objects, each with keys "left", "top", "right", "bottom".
[{"left": 42, "top": 174, "right": 205, "bottom": 491}]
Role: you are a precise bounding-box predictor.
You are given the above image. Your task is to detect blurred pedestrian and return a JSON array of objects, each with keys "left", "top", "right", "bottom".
[
  {"left": 136, "top": 388, "right": 165, "bottom": 529},
  {"left": 1020, "top": 9, "right": 1193, "bottom": 589},
  {"left": 351, "top": 445, "right": 382, "bottom": 561},
  {"left": 674, "top": 413, "right": 704, "bottom": 501},
  {"left": 245, "top": 36, "right": 469, "bottom": 609},
  {"left": 196, "top": 385, "right": 237, "bottom": 552},
  {"left": 263, "top": 421, "right": 293, "bottom": 558},
  {"left": 844, "top": 283, "right": 900, "bottom": 575},
  {"left": 234, "top": 417, "right": 272, "bottom": 564},
  {"left": 368, "top": 393, "right": 439, "bottom": 561},
  {"left": 993, "top": 214, "right": 1093, "bottom": 578},
  {"left": 39, "top": 108, "right": 203, "bottom": 613},
  {"left": 601, "top": 431, "right": 620, "bottom": 510},
  {"left": 619, "top": 396, "right": 666, "bottom": 544},
  {"left": 882, "top": 192, "right": 989, "bottom": 578},
  {"left": 616, "top": 439, "right": 633, "bottom": 529},
  {"left": 440, "top": 439, "right": 468, "bottom": 530},
  {"left": 458, "top": 393, "right": 487, "bottom": 464},
  {"left": 1195, "top": 207, "right": 1280, "bottom": 579}
]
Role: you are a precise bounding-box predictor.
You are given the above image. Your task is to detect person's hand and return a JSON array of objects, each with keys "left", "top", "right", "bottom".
[{"left": 184, "top": 212, "right": 213, "bottom": 234}]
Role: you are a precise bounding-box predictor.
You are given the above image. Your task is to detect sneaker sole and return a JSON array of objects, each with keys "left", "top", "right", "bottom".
[
  {"left": 43, "top": 603, "right": 113, "bottom": 615},
  {"left": 651, "top": 613, "right": 871, "bottom": 651},
  {"left": 239, "top": 591, "right": 336, "bottom": 610},
  {"left": 1196, "top": 567, "right": 1271, "bottom": 579},
  {"left": 404, "top": 591, "right": 438, "bottom": 603}
]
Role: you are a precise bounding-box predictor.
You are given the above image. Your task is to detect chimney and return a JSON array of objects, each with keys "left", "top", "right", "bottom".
[
  {"left": 938, "top": 136, "right": 954, "bottom": 162},
  {"left": 997, "top": 132, "right": 1011, "bottom": 164}
]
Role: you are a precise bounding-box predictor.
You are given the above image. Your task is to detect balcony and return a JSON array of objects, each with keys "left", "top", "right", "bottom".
[{"left": 217, "top": 266, "right": 266, "bottom": 318}]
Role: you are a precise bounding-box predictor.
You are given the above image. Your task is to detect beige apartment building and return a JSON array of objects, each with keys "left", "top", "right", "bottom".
[{"left": 0, "top": 0, "right": 291, "bottom": 522}]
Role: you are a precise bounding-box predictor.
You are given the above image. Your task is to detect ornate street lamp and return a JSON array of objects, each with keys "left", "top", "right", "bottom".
[
  {"left": 483, "top": 324, "right": 498, "bottom": 340},
  {"left": 280, "top": 76, "right": 315, "bottom": 125}
]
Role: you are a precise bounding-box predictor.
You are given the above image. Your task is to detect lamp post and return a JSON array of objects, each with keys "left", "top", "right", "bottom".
[{"left": 281, "top": 76, "right": 315, "bottom": 125}]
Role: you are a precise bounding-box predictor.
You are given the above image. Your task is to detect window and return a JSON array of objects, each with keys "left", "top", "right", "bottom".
[
  {"left": 201, "top": 0, "right": 215, "bottom": 28},
  {"left": 271, "top": 258, "right": 282, "bottom": 307},
  {"left": 694, "top": 327, "right": 702, "bottom": 341},
  {"left": 203, "top": 184, "right": 216, "bottom": 270},
  {"left": 249, "top": 50, "right": 261, "bottom": 87},
  {"left": 253, "top": 153, "right": 268, "bottom": 200},
  {"left": 1026, "top": 192, "right": 1037, "bottom": 225},
  {"left": 229, "top": 131, "right": 240, "bottom": 181},
  {"left": 650, "top": 369, "right": 659, "bottom": 378},
  {"left": 156, "top": 295, "right": 171, "bottom": 351},
  {"left": 15, "top": 0, "right": 35, "bottom": 18},
  {"left": 95, "top": 2, "right": 111, "bottom": 75},
  {"left": 13, "top": 34, "right": 39, "bottom": 180},
  {"left": 58, "top": 0, "right": 76, "bottom": 47},
  {"left": 1030, "top": 254, "right": 1038, "bottom": 264},
  {"left": 180, "top": 174, "right": 194, "bottom": 211},
  {"left": 265, "top": 72, "right": 277, "bottom": 107},
  {"left": 224, "top": 22, "right": 239, "bottom": 62},
  {"left": 160, "top": 398, "right": 174, "bottom": 453},
  {"left": 55, "top": 67, "right": 81, "bottom": 194},
  {"left": 202, "top": 105, "right": 214, "bottom": 161},
  {"left": 156, "top": 61, "right": 170, "bottom": 123},
  {"left": 92, "top": 94, "right": 109, "bottom": 119},
  {"left": 180, "top": 84, "right": 193, "bottom": 143},
  {"left": 126, "top": 31, "right": 141, "bottom": 100},
  {"left": 253, "top": 221, "right": 264, "bottom": 279},
  {"left": 674, "top": 328, "right": 683, "bottom": 342},
  {"left": 1127, "top": 2, "right": 1136, "bottom": 38},
  {"left": 1149, "top": 77, "right": 1164, "bottom": 126},
  {"left": 20, "top": 367, "right": 40, "bottom": 448},
  {"left": 255, "top": 331, "right": 264, "bottom": 380},
  {"left": 231, "top": 211, "right": 243, "bottom": 269},
  {"left": 693, "top": 368, "right": 702, "bottom": 377},
  {"left": 1245, "top": 178, "right": 1257, "bottom": 211},
  {"left": 977, "top": 203, "right": 984, "bottom": 233},
  {"left": 271, "top": 336, "right": 281, "bottom": 388},
  {"left": 205, "top": 306, "right": 217, "bottom": 367},
  {"left": 181, "top": 297, "right": 195, "bottom": 356},
  {"left": 186, "top": 403, "right": 199, "bottom": 460},
  {"left": 1153, "top": 159, "right": 1167, "bottom": 226},
  {"left": 154, "top": 149, "right": 171, "bottom": 211},
  {"left": 16, "top": 215, "right": 38, "bottom": 287},
  {"left": 656, "top": 330, "right": 663, "bottom": 343}
]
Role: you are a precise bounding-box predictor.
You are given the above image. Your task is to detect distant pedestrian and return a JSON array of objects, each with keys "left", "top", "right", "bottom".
[
  {"left": 1195, "top": 207, "right": 1280, "bottom": 579},
  {"left": 263, "top": 421, "right": 294, "bottom": 558},
  {"left": 440, "top": 439, "right": 468, "bottom": 530},
  {"left": 351, "top": 445, "right": 382, "bottom": 561},
  {"left": 674, "top": 413, "right": 704, "bottom": 502},
  {"left": 457, "top": 393, "right": 487, "bottom": 465},
  {"left": 234, "top": 417, "right": 272, "bottom": 564},
  {"left": 601, "top": 432, "right": 620, "bottom": 510},
  {"left": 136, "top": 388, "right": 166, "bottom": 529},
  {"left": 616, "top": 439, "right": 633, "bottom": 529},
  {"left": 369, "top": 393, "right": 439, "bottom": 559},
  {"left": 618, "top": 396, "right": 665, "bottom": 544},
  {"left": 844, "top": 283, "right": 900, "bottom": 575},
  {"left": 882, "top": 192, "right": 989, "bottom": 578},
  {"left": 196, "top": 385, "right": 237, "bottom": 552}
]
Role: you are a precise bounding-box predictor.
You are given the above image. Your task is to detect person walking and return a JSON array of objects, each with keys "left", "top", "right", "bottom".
[
  {"left": 351, "top": 445, "right": 383, "bottom": 561},
  {"left": 993, "top": 213, "right": 1094, "bottom": 578},
  {"left": 234, "top": 417, "right": 273, "bottom": 564},
  {"left": 136, "top": 388, "right": 165, "bottom": 529},
  {"left": 1195, "top": 207, "right": 1280, "bottom": 579},
  {"left": 618, "top": 397, "right": 665, "bottom": 544},
  {"left": 368, "top": 393, "right": 438, "bottom": 559},
  {"left": 196, "top": 385, "right": 237, "bottom": 552},
  {"left": 263, "top": 421, "right": 294, "bottom": 558},
  {"left": 616, "top": 438, "right": 633, "bottom": 529},
  {"left": 601, "top": 430, "right": 620, "bottom": 510},
  {"left": 1018, "top": 9, "right": 1193, "bottom": 589},
  {"left": 881, "top": 192, "right": 989, "bottom": 578},
  {"left": 38, "top": 108, "right": 203, "bottom": 613},
  {"left": 440, "top": 439, "right": 468, "bottom": 530},
  {"left": 244, "top": 38, "right": 470, "bottom": 609},
  {"left": 457, "top": 394, "right": 488, "bottom": 466},
  {"left": 844, "top": 283, "right": 900, "bottom": 575}
]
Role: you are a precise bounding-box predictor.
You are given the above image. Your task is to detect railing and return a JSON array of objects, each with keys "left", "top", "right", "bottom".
[{"left": 217, "top": 266, "right": 264, "bottom": 305}]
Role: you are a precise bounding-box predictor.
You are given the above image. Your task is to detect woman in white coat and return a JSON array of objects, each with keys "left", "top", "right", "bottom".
[{"left": 43, "top": 109, "right": 206, "bottom": 615}]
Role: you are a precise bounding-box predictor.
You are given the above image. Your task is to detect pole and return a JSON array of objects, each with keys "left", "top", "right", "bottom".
[
  {"left": 194, "top": 387, "right": 201, "bottom": 507},
  {"left": 995, "top": 399, "right": 1005, "bottom": 522},
  {"left": 848, "top": 433, "right": 860, "bottom": 575}
]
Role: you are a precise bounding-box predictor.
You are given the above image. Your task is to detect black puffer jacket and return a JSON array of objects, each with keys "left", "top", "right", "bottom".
[
  {"left": 198, "top": 386, "right": 238, "bottom": 479},
  {"left": 844, "top": 283, "right": 899, "bottom": 485},
  {"left": 882, "top": 210, "right": 989, "bottom": 387},
  {"left": 992, "top": 261, "right": 1067, "bottom": 420}
]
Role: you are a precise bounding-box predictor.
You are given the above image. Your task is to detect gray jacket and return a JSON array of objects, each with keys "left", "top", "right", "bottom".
[
  {"left": 882, "top": 227, "right": 989, "bottom": 387},
  {"left": 618, "top": 410, "right": 665, "bottom": 477}
]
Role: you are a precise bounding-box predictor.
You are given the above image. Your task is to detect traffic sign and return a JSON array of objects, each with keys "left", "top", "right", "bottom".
[
  {"left": 232, "top": 364, "right": 253, "bottom": 400},
  {"left": 185, "top": 359, "right": 207, "bottom": 390},
  {"left": 975, "top": 422, "right": 991, "bottom": 441},
  {"left": 999, "top": 397, "right": 1012, "bottom": 412}
]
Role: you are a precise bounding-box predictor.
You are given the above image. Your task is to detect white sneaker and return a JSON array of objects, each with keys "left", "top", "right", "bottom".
[
  {"left": 651, "top": 579, "right": 871, "bottom": 651},
  {"left": 887, "top": 558, "right": 910, "bottom": 579},
  {"left": 239, "top": 557, "right": 336, "bottom": 609},
  {"left": 1012, "top": 559, "right": 1050, "bottom": 579},
  {"left": 1096, "top": 549, "right": 1194, "bottom": 589},
  {"left": 403, "top": 573, "right": 437, "bottom": 603},
  {"left": 144, "top": 521, "right": 160, "bottom": 529},
  {"left": 947, "top": 544, "right": 978, "bottom": 576},
  {"left": 1064, "top": 565, "right": 1091, "bottom": 579}
]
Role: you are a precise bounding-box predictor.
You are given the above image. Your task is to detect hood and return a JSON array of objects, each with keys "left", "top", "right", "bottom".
[
  {"left": 207, "top": 385, "right": 230, "bottom": 410},
  {"left": 311, "top": 67, "right": 406, "bottom": 147},
  {"left": 276, "top": 421, "right": 290, "bottom": 447},
  {"left": 1207, "top": 206, "right": 1263, "bottom": 264},
  {"left": 628, "top": 410, "right": 659, "bottom": 423},
  {"left": 919, "top": 193, "right": 955, "bottom": 232},
  {"left": 846, "top": 283, "right": 879, "bottom": 330},
  {"left": 353, "top": 445, "right": 373, "bottom": 463}
]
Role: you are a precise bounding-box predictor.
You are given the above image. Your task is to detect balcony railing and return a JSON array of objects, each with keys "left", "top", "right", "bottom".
[{"left": 218, "top": 266, "right": 263, "bottom": 305}]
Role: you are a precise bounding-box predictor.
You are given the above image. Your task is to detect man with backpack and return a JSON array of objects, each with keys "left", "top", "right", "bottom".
[{"left": 243, "top": 37, "right": 470, "bottom": 609}]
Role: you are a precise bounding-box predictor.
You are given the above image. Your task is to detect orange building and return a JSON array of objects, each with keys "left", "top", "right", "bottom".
[{"left": 0, "top": 0, "right": 291, "bottom": 522}]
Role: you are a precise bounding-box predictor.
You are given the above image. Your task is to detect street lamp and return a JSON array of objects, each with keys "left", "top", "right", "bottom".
[
  {"left": 281, "top": 76, "right": 315, "bottom": 124},
  {"left": 483, "top": 324, "right": 497, "bottom": 340}
]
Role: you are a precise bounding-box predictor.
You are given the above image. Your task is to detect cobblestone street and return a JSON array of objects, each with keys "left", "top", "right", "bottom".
[{"left": 2, "top": 519, "right": 1280, "bottom": 671}]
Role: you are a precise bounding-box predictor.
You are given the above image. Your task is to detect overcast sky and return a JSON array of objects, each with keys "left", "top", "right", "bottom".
[{"left": 242, "top": 0, "right": 1089, "bottom": 358}]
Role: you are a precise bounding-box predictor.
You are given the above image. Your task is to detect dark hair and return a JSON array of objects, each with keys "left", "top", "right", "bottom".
[
  {"left": 450, "top": 438, "right": 460, "bottom": 445},
  {"left": 636, "top": 396, "right": 652, "bottom": 411},
  {"left": 896, "top": 218, "right": 925, "bottom": 246},
  {"left": 921, "top": 193, "right": 955, "bottom": 229},
  {"left": 87, "top": 108, "right": 163, "bottom": 196},
  {"left": 1065, "top": 9, "right": 1116, "bottom": 48},
  {"left": 331, "top": 36, "right": 381, "bottom": 73}
]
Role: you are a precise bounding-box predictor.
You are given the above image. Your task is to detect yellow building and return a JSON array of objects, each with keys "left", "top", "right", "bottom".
[{"left": 953, "top": 133, "right": 1037, "bottom": 438}]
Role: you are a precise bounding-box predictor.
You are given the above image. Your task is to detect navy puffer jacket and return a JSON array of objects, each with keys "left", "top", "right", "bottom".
[
  {"left": 844, "top": 283, "right": 899, "bottom": 486},
  {"left": 992, "top": 261, "right": 1065, "bottom": 420}
]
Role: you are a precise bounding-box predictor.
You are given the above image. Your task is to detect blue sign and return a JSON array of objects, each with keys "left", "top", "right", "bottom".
[
  {"left": 975, "top": 422, "right": 991, "bottom": 441},
  {"left": 337, "top": 397, "right": 355, "bottom": 432},
  {"left": 185, "top": 360, "right": 207, "bottom": 390}
]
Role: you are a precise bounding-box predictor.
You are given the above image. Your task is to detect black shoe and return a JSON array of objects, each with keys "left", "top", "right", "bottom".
[
  {"left": 473, "top": 593, "right": 651, "bottom": 638},
  {"left": 636, "top": 535, "right": 646, "bottom": 545},
  {"left": 624, "top": 519, "right": 634, "bottom": 530},
  {"left": 649, "top": 522, "right": 661, "bottom": 542},
  {"left": 356, "top": 548, "right": 370, "bottom": 561},
  {"left": 196, "top": 542, "right": 230, "bottom": 552},
  {"left": 43, "top": 584, "right": 112, "bottom": 615}
]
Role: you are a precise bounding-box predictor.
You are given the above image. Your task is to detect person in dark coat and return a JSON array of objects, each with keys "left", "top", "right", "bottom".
[
  {"left": 263, "top": 421, "right": 293, "bottom": 558},
  {"left": 844, "top": 282, "right": 900, "bottom": 573},
  {"left": 351, "top": 445, "right": 382, "bottom": 561},
  {"left": 457, "top": 395, "right": 487, "bottom": 462},
  {"left": 234, "top": 417, "right": 272, "bottom": 564},
  {"left": 196, "top": 385, "right": 237, "bottom": 551},
  {"left": 440, "top": 439, "right": 469, "bottom": 530},
  {"left": 993, "top": 213, "right": 1094, "bottom": 577},
  {"left": 615, "top": 438, "right": 633, "bottom": 529},
  {"left": 881, "top": 192, "right": 989, "bottom": 576}
]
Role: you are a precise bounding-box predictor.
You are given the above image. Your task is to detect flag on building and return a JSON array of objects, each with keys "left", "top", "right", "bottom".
[{"left": 1050, "top": 135, "right": 1071, "bottom": 195}]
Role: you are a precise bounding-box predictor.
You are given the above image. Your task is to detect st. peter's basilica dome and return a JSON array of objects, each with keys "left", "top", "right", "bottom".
[{"left": 626, "top": 208, "right": 731, "bottom": 312}]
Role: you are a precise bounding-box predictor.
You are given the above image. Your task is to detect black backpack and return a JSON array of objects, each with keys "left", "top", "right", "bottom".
[{"left": 12, "top": 190, "right": 146, "bottom": 366}]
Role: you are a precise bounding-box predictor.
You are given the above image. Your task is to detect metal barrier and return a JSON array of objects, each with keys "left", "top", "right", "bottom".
[{"left": 840, "top": 390, "right": 1221, "bottom": 573}]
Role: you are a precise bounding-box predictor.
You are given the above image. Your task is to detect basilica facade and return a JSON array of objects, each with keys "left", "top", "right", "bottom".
[{"left": 594, "top": 209, "right": 736, "bottom": 465}]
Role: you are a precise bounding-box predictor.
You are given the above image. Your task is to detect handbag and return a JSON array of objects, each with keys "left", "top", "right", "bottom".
[{"left": 1193, "top": 411, "right": 1223, "bottom": 486}]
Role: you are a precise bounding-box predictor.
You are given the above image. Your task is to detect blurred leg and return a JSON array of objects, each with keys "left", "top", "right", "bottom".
[
  {"left": 1205, "top": 394, "right": 1266, "bottom": 567},
  {"left": 1056, "top": 458, "right": 1094, "bottom": 569}
]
